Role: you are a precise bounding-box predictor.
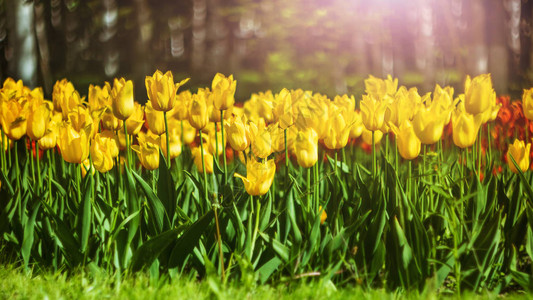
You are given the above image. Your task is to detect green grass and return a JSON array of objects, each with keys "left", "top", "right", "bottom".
[{"left": 0, "top": 265, "right": 530, "bottom": 300}]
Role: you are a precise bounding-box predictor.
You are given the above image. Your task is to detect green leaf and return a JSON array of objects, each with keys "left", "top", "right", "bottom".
[
  {"left": 79, "top": 174, "right": 93, "bottom": 253},
  {"left": 130, "top": 226, "right": 185, "bottom": 272},
  {"left": 132, "top": 170, "right": 167, "bottom": 232},
  {"left": 168, "top": 210, "right": 214, "bottom": 268},
  {"left": 259, "top": 232, "right": 289, "bottom": 263},
  {"left": 21, "top": 201, "right": 41, "bottom": 269}
]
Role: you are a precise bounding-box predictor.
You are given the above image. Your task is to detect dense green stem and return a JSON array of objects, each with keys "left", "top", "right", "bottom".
[
  {"left": 123, "top": 120, "right": 130, "bottom": 169},
  {"left": 36, "top": 141, "right": 41, "bottom": 194},
  {"left": 372, "top": 130, "right": 376, "bottom": 179},
  {"left": 214, "top": 206, "right": 225, "bottom": 281},
  {"left": 163, "top": 111, "right": 170, "bottom": 167},
  {"left": 284, "top": 128, "right": 288, "bottom": 178},
  {"left": 199, "top": 129, "right": 208, "bottom": 203},
  {"left": 307, "top": 167, "right": 311, "bottom": 211},
  {"left": 221, "top": 110, "right": 227, "bottom": 183}
]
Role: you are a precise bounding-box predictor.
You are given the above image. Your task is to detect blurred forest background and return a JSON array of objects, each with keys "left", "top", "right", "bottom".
[{"left": 1, "top": 0, "right": 533, "bottom": 101}]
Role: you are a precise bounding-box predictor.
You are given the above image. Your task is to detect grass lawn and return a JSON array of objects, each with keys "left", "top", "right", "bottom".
[{"left": 0, "top": 265, "right": 530, "bottom": 300}]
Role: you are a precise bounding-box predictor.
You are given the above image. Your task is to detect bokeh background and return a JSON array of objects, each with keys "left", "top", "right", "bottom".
[{"left": 1, "top": 0, "right": 532, "bottom": 101}]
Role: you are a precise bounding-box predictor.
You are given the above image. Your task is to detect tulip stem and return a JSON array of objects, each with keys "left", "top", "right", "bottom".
[
  {"left": 163, "top": 111, "right": 171, "bottom": 168},
  {"left": 0, "top": 130, "right": 5, "bottom": 173},
  {"left": 314, "top": 163, "right": 319, "bottom": 212},
  {"left": 76, "top": 162, "right": 82, "bottom": 204},
  {"left": 477, "top": 129, "right": 482, "bottom": 179},
  {"left": 47, "top": 151, "right": 53, "bottom": 203},
  {"left": 214, "top": 122, "right": 219, "bottom": 163},
  {"left": 28, "top": 138, "right": 35, "bottom": 184},
  {"left": 36, "top": 141, "right": 41, "bottom": 194},
  {"left": 221, "top": 110, "right": 227, "bottom": 183},
  {"left": 213, "top": 205, "right": 225, "bottom": 281},
  {"left": 250, "top": 195, "right": 261, "bottom": 259},
  {"left": 14, "top": 141, "right": 20, "bottom": 191},
  {"left": 199, "top": 129, "right": 208, "bottom": 202},
  {"left": 371, "top": 130, "right": 376, "bottom": 179},
  {"left": 307, "top": 167, "right": 311, "bottom": 211},
  {"left": 284, "top": 129, "right": 289, "bottom": 178},
  {"left": 123, "top": 120, "right": 130, "bottom": 169}
]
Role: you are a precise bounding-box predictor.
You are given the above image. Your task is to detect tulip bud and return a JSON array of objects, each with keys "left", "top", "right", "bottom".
[
  {"left": 452, "top": 108, "right": 483, "bottom": 149},
  {"left": 132, "top": 141, "right": 160, "bottom": 170},
  {"left": 234, "top": 159, "right": 276, "bottom": 196},
  {"left": 192, "top": 146, "right": 214, "bottom": 174},
  {"left": 57, "top": 122, "right": 90, "bottom": 164},
  {"left": 111, "top": 78, "right": 134, "bottom": 120},
  {"left": 146, "top": 70, "right": 189, "bottom": 112},
  {"left": 293, "top": 128, "right": 318, "bottom": 168},
  {"left": 145, "top": 101, "right": 165, "bottom": 135},
  {"left": 507, "top": 139, "right": 531, "bottom": 173},
  {"left": 189, "top": 89, "right": 209, "bottom": 130},
  {"left": 27, "top": 102, "right": 50, "bottom": 141},
  {"left": 391, "top": 120, "right": 421, "bottom": 160},
  {"left": 522, "top": 88, "right": 533, "bottom": 121},
  {"left": 211, "top": 73, "right": 236, "bottom": 111},
  {"left": 360, "top": 94, "right": 387, "bottom": 132},
  {"left": 464, "top": 74, "right": 496, "bottom": 115}
]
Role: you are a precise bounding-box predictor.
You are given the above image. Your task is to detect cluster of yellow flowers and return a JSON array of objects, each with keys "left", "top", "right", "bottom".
[{"left": 1, "top": 71, "right": 532, "bottom": 197}]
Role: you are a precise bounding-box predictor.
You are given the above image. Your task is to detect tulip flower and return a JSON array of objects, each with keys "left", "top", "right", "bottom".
[
  {"left": 99, "top": 130, "right": 120, "bottom": 158},
  {"left": 68, "top": 106, "right": 95, "bottom": 138},
  {"left": 323, "top": 107, "right": 352, "bottom": 150},
  {"left": 391, "top": 120, "right": 421, "bottom": 160},
  {"left": 131, "top": 140, "right": 160, "bottom": 170},
  {"left": 362, "top": 128, "right": 383, "bottom": 145},
  {"left": 251, "top": 119, "right": 273, "bottom": 159},
  {"left": 225, "top": 115, "right": 252, "bottom": 152},
  {"left": 111, "top": 78, "right": 134, "bottom": 120},
  {"left": 464, "top": 74, "right": 496, "bottom": 115},
  {"left": 364, "top": 74, "right": 398, "bottom": 99},
  {"left": 27, "top": 102, "right": 50, "bottom": 141},
  {"left": 192, "top": 146, "right": 214, "bottom": 174},
  {"left": 160, "top": 118, "right": 183, "bottom": 160},
  {"left": 360, "top": 94, "right": 387, "bottom": 132},
  {"left": 522, "top": 88, "right": 533, "bottom": 121},
  {"left": 57, "top": 122, "right": 90, "bottom": 164},
  {"left": 452, "top": 107, "right": 483, "bottom": 149},
  {"left": 80, "top": 158, "right": 95, "bottom": 178},
  {"left": 295, "top": 96, "right": 329, "bottom": 139},
  {"left": 412, "top": 103, "right": 449, "bottom": 145},
  {"left": 125, "top": 102, "right": 145, "bottom": 135},
  {"left": 211, "top": 73, "right": 236, "bottom": 111},
  {"left": 507, "top": 139, "right": 531, "bottom": 173},
  {"left": 234, "top": 159, "right": 276, "bottom": 196},
  {"left": 88, "top": 83, "right": 111, "bottom": 114},
  {"left": 101, "top": 107, "right": 123, "bottom": 131},
  {"left": 180, "top": 120, "right": 197, "bottom": 144},
  {"left": 1, "top": 99, "right": 28, "bottom": 140},
  {"left": 349, "top": 110, "right": 364, "bottom": 139},
  {"left": 172, "top": 90, "right": 192, "bottom": 120},
  {"left": 39, "top": 118, "right": 59, "bottom": 150},
  {"left": 90, "top": 133, "right": 115, "bottom": 173},
  {"left": 189, "top": 89, "right": 209, "bottom": 130},
  {"left": 52, "top": 79, "right": 78, "bottom": 116},
  {"left": 146, "top": 70, "right": 189, "bottom": 112},
  {"left": 145, "top": 101, "right": 165, "bottom": 135},
  {"left": 293, "top": 128, "right": 318, "bottom": 168},
  {"left": 319, "top": 206, "right": 327, "bottom": 225},
  {"left": 273, "top": 88, "right": 294, "bottom": 130}
]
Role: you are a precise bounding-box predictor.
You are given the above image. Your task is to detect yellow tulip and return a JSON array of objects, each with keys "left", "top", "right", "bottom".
[
  {"left": 464, "top": 74, "right": 496, "bottom": 115},
  {"left": 27, "top": 102, "right": 50, "bottom": 141},
  {"left": 234, "top": 159, "right": 276, "bottom": 196},
  {"left": 293, "top": 128, "right": 318, "bottom": 168},
  {"left": 39, "top": 117, "right": 59, "bottom": 150},
  {"left": 52, "top": 79, "right": 77, "bottom": 115},
  {"left": 172, "top": 90, "right": 192, "bottom": 121},
  {"left": 131, "top": 140, "right": 160, "bottom": 170},
  {"left": 256, "top": 91, "right": 275, "bottom": 123},
  {"left": 349, "top": 110, "right": 364, "bottom": 139},
  {"left": 524, "top": 88, "right": 533, "bottom": 121},
  {"left": 295, "top": 96, "right": 329, "bottom": 139},
  {"left": 90, "top": 133, "right": 115, "bottom": 173},
  {"left": 180, "top": 120, "right": 197, "bottom": 144},
  {"left": 88, "top": 83, "right": 111, "bottom": 113},
  {"left": 323, "top": 107, "right": 351, "bottom": 150},
  {"left": 273, "top": 88, "right": 294, "bottom": 129},
  {"left": 251, "top": 119, "right": 272, "bottom": 159},
  {"left": 211, "top": 73, "right": 236, "bottom": 111},
  {"left": 225, "top": 115, "right": 251, "bottom": 152},
  {"left": 1, "top": 99, "right": 28, "bottom": 140},
  {"left": 101, "top": 107, "right": 123, "bottom": 131},
  {"left": 189, "top": 89, "right": 209, "bottom": 130},
  {"left": 412, "top": 103, "right": 449, "bottom": 145},
  {"left": 57, "top": 122, "right": 90, "bottom": 164},
  {"left": 1, "top": 78, "right": 24, "bottom": 100},
  {"left": 160, "top": 119, "right": 183, "bottom": 160},
  {"left": 360, "top": 94, "right": 387, "bottom": 132},
  {"left": 145, "top": 101, "right": 165, "bottom": 135},
  {"left": 391, "top": 120, "right": 421, "bottom": 160},
  {"left": 146, "top": 70, "right": 189, "bottom": 112},
  {"left": 80, "top": 158, "right": 95, "bottom": 178},
  {"left": 364, "top": 75, "right": 398, "bottom": 99},
  {"left": 507, "top": 139, "right": 531, "bottom": 173},
  {"left": 452, "top": 107, "right": 483, "bottom": 149},
  {"left": 362, "top": 128, "right": 383, "bottom": 145},
  {"left": 125, "top": 102, "right": 145, "bottom": 135},
  {"left": 68, "top": 106, "right": 95, "bottom": 137},
  {"left": 99, "top": 130, "right": 120, "bottom": 158},
  {"left": 319, "top": 206, "right": 327, "bottom": 225},
  {"left": 111, "top": 78, "right": 134, "bottom": 120},
  {"left": 191, "top": 146, "right": 214, "bottom": 174}
]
